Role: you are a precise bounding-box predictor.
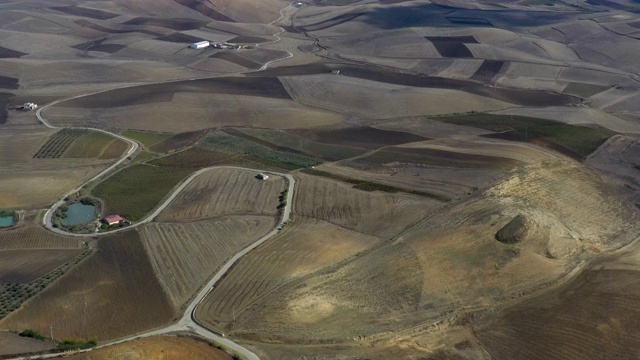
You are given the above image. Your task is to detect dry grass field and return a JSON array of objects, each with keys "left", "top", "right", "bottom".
[
  {"left": 0, "top": 231, "right": 176, "bottom": 341},
  {"left": 0, "top": 249, "right": 83, "bottom": 283},
  {"left": 156, "top": 168, "right": 285, "bottom": 222},
  {"left": 140, "top": 216, "right": 276, "bottom": 308},
  {"left": 0, "top": 226, "right": 83, "bottom": 250},
  {"left": 63, "top": 336, "right": 231, "bottom": 360}
]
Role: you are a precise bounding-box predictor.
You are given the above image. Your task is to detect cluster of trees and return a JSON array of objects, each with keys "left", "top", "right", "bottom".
[{"left": 20, "top": 329, "right": 98, "bottom": 351}]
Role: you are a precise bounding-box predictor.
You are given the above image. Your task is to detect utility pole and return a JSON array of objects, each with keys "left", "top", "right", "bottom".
[
  {"left": 233, "top": 307, "right": 236, "bottom": 323},
  {"left": 49, "top": 324, "right": 54, "bottom": 341}
]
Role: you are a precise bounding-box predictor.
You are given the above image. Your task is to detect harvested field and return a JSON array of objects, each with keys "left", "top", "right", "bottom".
[
  {"left": 563, "top": 82, "right": 610, "bottom": 98},
  {"left": 148, "top": 130, "right": 207, "bottom": 153},
  {"left": 63, "top": 132, "right": 123, "bottom": 159},
  {"left": 291, "top": 126, "right": 426, "bottom": 150},
  {"left": 197, "top": 131, "right": 321, "bottom": 170},
  {"left": 140, "top": 216, "right": 275, "bottom": 307},
  {"left": 63, "top": 336, "right": 231, "bottom": 360},
  {"left": 294, "top": 173, "right": 432, "bottom": 238},
  {"left": 0, "top": 330, "right": 53, "bottom": 356},
  {"left": 353, "top": 146, "right": 521, "bottom": 169},
  {"left": 124, "top": 17, "right": 208, "bottom": 31},
  {"left": 158, "top": 32, "right": 207, "bottom": 44},
  {"left": 0, "top": 249, "right": 83, "bottom": 283},
  {"left": 53, "top": 77, "right": 290, "bottom": 109},
  {"left": 92, "top": 164, "right": 194, "bottom": 221},
  {"left": 51, "top": 6, "right": 119, "bottom": 20},
  {"left": 157, "top": 168, "right": 285, "bottom": 222},
  {"left": 229, "top": 35, "right": 271, "bottom": 43},
  {"left": 0, "top": 231, "right": 176, "bottom": 341},
  {"left": 0, "top": 128, "right": 54, "bottom": 166},
  {"left": 0, "top": 227, "right": 83, "bottom": 250},
  {"left": 281, "top": 74, "right": 512, "bottom": 118},
  {"left": 32, "top": 129, "right": 89, "bottom": 159},
  {"left": 122, "top": 130, "right": 170, "bottom": 148},
  {"left": 239, "top": 128, "right": 367, "bottom": 161},
  {"left": 197, "top": 217, "right": 383, "bottom": 332},
  {"left": 587, "top": 135, "right": 640, "bottom": 187}
]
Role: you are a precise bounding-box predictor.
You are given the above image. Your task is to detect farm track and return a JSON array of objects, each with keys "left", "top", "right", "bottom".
[{"left": 11, "top": 4, "right": 300, "bottom": 360}]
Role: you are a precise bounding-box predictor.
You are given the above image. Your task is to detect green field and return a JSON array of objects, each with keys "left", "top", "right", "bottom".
[
  {"left": 434, "top": 113, "right": 615, "bottom": 157},
  {"left": 64, "top": 132, "right": 115, "bottom": 158},
  {"left": 121, "top": 130, "right": 170, "bottom": 148},
  {"left": 197, "top": 131, "right": 321, "bottom": 170},
  {"left": 150, "top": 147, "right": 235, "bottom": 169},
  {"left": 92, "top": 164, "right": 193, "bottom": 221},
  {"left": 562, "top": 83, "right": 610, "bottom": 98},
  {"left": 239, "top": 128, "right": 367, "bottom": 161}
]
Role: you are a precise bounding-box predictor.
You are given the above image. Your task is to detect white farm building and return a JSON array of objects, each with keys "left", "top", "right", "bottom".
[{"left": 190, "top": 41, "right": 210, "bottom": 49}]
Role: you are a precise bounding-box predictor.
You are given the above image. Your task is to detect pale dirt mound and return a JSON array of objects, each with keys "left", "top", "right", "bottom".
[{"left": 64, "top": 336, "right": 231, "bottom": 360}]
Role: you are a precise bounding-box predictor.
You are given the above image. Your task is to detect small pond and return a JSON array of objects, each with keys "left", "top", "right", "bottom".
[
  {"left": 64, "top": 203, "right": 96, "bottom": 225},
  {"left": 0, "top": 216, "right": 14, "bottom": 228}
]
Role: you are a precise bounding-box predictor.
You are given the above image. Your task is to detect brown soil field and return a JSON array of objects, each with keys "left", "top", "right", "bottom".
[
  {"left": 0, "top": 249, "right": 83, "bottom": 283},
  {"left": 0, "top": 330, "right": 53, "bottom": 356},
  {"left": 0, "top": 226, "right": 83, "bottom": 250},
  {"left": 140, "top": 216, "right": 276, "bottom": 308},
  {"left": 291, "top": 126, "right": 426, "bottom": 150},
  {"left": 63, "top": 335, "right": 231, "bottom": 360},
  {"left": 0, "top": 231, "right": 176, "bottom": 341},
  {"left": 293, "top": 173, "right": 436, "bottom": 239},
  {"left": 209, "top": 52, "right": 261, "bottom": 69},
  {"left": 473, "top": 253, "right": 640, "bottom": 359},
  {"left": 425, "top": 36, "right": 478, "bottom": 58},
  {"left": 157, "top": 168, "right": 285, "bottom": 222},
  {"left": 196, "top": 217, "right": 383, "bottom": 333}
]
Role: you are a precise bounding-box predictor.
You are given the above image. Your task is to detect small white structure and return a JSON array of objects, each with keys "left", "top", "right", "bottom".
[
  {"left": 22, "top": 103, "right": 37, "bottom": 111},
  {"left": 256, "top": 173, "right": 269, "bottom": 180},
  {"left": 190, "top": 41, "right": 210, "bottom": 49}
]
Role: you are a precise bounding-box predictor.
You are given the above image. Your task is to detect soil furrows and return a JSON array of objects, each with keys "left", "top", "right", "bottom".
[
  {"left": 156, "top": 168, "right": 285, "bottom": 222},
  {"left": 0, "top": 227, "right": 83, "bottom": 250},
  {"left": 140, "top": 216, "right": 275, "bottom": 307},
  {"left": 294, "top": 173, "right": 431, "bottom": 239}
]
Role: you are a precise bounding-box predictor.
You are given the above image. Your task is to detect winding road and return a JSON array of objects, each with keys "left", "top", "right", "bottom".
[{"left": 9, "top": 3, "right": 302, "bottom": 360}]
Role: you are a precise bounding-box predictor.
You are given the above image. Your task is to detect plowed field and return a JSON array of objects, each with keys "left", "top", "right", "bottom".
[
  {"left": 140, "top": 216, "right": 276, "bottom": 307},
  {"left": 0, "top": 231, "right": 176, "bottom": 340},
  {"left": 156, "top": 168, "right": 285, "bottom": 222}
]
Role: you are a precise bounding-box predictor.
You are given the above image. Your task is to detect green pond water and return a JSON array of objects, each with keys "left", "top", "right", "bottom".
[
  {"left": 0, "top": 216, "right": 14, "bottom": 227},
  {"left": 64, "top": 203, "right": 96, "bottom": 225}
]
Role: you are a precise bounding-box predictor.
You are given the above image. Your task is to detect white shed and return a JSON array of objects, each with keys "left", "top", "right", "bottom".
[{"left": 190, "top": 41, "right": 210, "bottom": 49}]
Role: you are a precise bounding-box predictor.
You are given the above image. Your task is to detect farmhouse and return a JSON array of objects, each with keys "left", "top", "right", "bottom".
[
  {"left": 101, "top": 214, "right": 124, "bottom": 225},
  {"left": 190, "top": 41, "right": 210, "bottom": 49},
  {"left": 256, "top": 173, "right": 269, "bottom": 180},
  {"left": 22, "top": 102, "right": 37, "bottom": 111}
]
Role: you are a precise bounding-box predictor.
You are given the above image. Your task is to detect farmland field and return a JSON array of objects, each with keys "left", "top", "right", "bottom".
[
  {"left": 0, "top": 231, "right": 176, "bottom": 341},
  {"left": 121, "top": 130, "right": 170, "bottom": 148},
  {"left": 63, "top": 336, "right": 231, "bottom": 360},
  {"left": 157, "top": 168, "right": 285, "bottom": 222},
  {"left": 0, "top": 226, "right": 83, "bottom": 250},
  {"left": 0, "top": 330, "right": 54, "bottom": 356},
  {"left": 140, "top": 216, "right": 276, "bottom": 307},
  {"left": 0, "top": 249, "right": 83, "bottom": 283},
  {"left": 32, "top": 129, "right": 88, "bottom": 159},
  {"left": 92, "top": 164, "right": 194, "bottom": 221},
  {"left": 63, "top": 132, "right": 126, "bottom": 159}
]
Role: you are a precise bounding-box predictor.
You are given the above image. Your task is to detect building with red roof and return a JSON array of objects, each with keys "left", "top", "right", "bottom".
[{"left": 101, "top": 215, "right": 124, "bottom": 226}]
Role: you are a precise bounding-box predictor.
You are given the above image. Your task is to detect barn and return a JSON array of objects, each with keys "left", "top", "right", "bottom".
[{"left": 190, "top": 41, "right": 210, "bottom": 49}]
